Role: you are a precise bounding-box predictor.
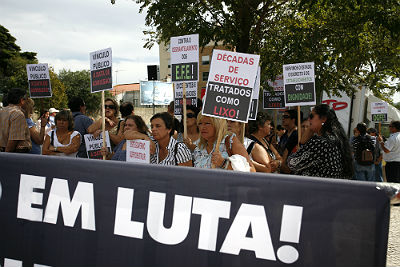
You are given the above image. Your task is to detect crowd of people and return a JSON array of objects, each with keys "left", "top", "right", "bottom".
[{"left": 1, "top": 87, "right": 400, "bottom": 183}]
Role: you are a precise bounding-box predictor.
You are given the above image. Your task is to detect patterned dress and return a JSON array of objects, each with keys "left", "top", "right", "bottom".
[
  {"left": 287, "top": 134, "right": 345, "bottom": 179},
  {"left": 193, "top": 134, "right": 234, "bottom": 169}
]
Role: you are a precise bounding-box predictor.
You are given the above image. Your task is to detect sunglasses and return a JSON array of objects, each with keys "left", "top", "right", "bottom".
[
  {"left": 187, "top": 113, "right": 196, "bottom": 118},
  {"left": 104, "top": 104, "right": 116, "bottom": 110},
  {"left": 308, "top": 113, "right": 314, "bottom": 119},
  {"left": 282, "top": 115, "right": 291, "bottom": 119}
]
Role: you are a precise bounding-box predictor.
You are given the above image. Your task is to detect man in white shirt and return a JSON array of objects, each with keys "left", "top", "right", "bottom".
[{"left": 378, "top": 121, "right": 400, "bottom": 183}]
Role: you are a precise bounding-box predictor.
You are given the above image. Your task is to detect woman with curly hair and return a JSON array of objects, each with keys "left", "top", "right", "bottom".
[{"left": 287, "top": 104, "right": 354, "bottom": 179}]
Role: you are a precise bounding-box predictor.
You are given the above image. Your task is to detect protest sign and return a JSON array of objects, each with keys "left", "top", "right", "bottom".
[
  {"left": 248, "top": 67, "right": 261, "bottom": 120},
  {"left": 174, "top": 81, "right": 198, "bottom": 117},
  {"left": 283, "top": 62, "right": 315, "bottom": 107},
  {"left": 0, "top": 153, "right": 391, "bottom": 266},
  {"left": 126, "top": 139, "right": 150, "bottom": 163},
  {"left": 90, "top": 48, "right": 112, "bottom": 93},
  {"left": 264, "top": 75, "right": 285, "bottom": 109},
  {"left": 371, "top": 102, "right": 388, "bottom": 122},
  {"left": 84, "top": 131, "right": 111, "bottom": 159},
  {"left": 140, "top": 81, "right": 174, "bottom": 105},
  {"left": 202, "top": 50, "right": 260, "bottom": 122},
  {"left": 26, "top": 63, "right": 52, "bottom": 98},
  {"left": 171, "top": 34, "right": 199, "bottom": 82}
]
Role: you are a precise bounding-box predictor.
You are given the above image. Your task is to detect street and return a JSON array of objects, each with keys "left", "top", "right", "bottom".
[{"left": 387, "top": 205, "right": 400, "bottom": 266}]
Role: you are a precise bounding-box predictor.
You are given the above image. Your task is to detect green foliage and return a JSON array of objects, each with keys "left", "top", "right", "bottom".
[
  {"left": 122, "top": 0, "right": 400, "bottom": 100},
  {"left": 58, "top": 69, "right": 112, "bottom": 116},
  {"left": 0, "top": 25, "right": 38, "bottom": 99}
]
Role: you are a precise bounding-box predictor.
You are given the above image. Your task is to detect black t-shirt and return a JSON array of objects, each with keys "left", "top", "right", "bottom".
[{"left": 283, "top": 130, "right": 298, "bottom": 156}]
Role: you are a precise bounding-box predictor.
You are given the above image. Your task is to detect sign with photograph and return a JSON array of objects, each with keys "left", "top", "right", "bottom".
[
  {"left": 202, "top": 49, "right": 260, "bottom": 122},
  {"left": 283, "top": 62, "right": 315, "bottom": 107},
  {"left": 140, "top": 81, "right": 174, "bottom": 106},
  {"left": 26, "top": 63, "right": 52, "bottom": 98},
  {"left": 90, "top": 47, "right": 112, "bottom": 93}
]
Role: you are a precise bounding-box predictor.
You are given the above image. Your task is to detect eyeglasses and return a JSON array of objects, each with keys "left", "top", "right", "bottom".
[
  {"left": 282, "top": 115, "right": 291, "bottom": 119},
  {"left": 104, "top": 105, "right": 116, "bottom": 110},
  {"left": 187, "top": 113, "right": 196, "bottom": 118}
]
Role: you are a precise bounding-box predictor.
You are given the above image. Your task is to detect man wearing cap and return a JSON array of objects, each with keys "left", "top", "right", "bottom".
[
  {"left": 0, "top": 88, "right": 32, "bottom": 152},
  {"left": 48, "top": 107, "right": 59, "bottom": 128},
  {"left": 378, "top": 121, "right": 400, "bottom": 183}
]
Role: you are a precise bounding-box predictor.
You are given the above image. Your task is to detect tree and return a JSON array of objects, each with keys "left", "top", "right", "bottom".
[
  {"left": 0, "top": 25, "right": 37, "bottom": 99},
  {"left": 121, "top": 0, "right": 400, "bottom": 100},
  {"left": 58, "top": 69, "right": 112, "bottom": 116}
]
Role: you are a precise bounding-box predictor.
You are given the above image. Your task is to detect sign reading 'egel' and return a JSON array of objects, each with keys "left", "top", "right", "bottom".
[
  {"left": 171, "top": 34, "right": 199, "bottom": 82},
  {"left": 202, "top": 50, "right": 260, "bottom": 122},
  {"left": 26, "top": 63, "right": 52, "bottom": 98},
  {"left": 90, "top": 47, "right": 112, "bottom": 93},
  {"left": 283, "top": 62, "right": 316, "bottom": 107}
]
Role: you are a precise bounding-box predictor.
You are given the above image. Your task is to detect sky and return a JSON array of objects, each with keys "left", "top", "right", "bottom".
[{"left": 2, "top": 0, "right": 159, "bottom": 86}]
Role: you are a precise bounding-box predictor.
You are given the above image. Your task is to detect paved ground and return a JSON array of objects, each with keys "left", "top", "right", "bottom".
[{"left": 387, "top": 205, "right": 400, "bottom": 266}]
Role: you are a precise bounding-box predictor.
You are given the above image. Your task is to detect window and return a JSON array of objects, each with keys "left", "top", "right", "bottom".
[
  {"left": 202, "top": 72, "right": 209, "bottom": 81},
  {"left": 202, "top": 55, "right": 210, "bottom": 65}
]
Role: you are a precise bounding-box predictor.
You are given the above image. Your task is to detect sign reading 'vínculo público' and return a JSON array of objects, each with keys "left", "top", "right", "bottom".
[
  {"left": 26, "top": 63, "right": 52, "bottom": 98},
  {"left": 371, "top": 102, "right": 388, "bottom": 122},
  {"left": 90, "top": 48, "right": 112, "bottom": 93},
  {"left": 283, "top": 62, "right": 315, "bottom": 107},
  {"left": 170, "top": 34, "right": 199, "bottom": 82},
  {"left": 202, "top": 49, "right": 260, "bottom": 122}
]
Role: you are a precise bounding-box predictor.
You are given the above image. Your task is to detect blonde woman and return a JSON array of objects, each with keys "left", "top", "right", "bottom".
[{"left": 193, "top": 114, "right": 255, "bottom": 171}]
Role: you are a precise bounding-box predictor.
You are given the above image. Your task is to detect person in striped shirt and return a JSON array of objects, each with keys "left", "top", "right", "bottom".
[{"left": 150, "top": 112, "right": 192, "bottom": 166}]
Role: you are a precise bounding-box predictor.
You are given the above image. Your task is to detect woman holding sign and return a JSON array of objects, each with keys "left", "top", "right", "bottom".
[
  {"left": 287, "top": 104, "right": 353, "bottom": 179},
  {"left": 193, "top": 114, "right": 255, "bottom": 171},
  {"left": 101, "top": 115, "right": 152, "bottom": 161},
  {"left": 88, "top": 98, "right": 122, "bottom": 149},
  {"left": 42, "top": 110, "right": 81, "bottom": 157}
]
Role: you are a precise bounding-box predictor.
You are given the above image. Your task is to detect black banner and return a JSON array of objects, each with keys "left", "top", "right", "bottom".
[
  {"left": 0, "top": 153, "right": 390, "bottom": 266},
  {"left": 91, "top": 67, "right": 112, "bottom": 93},
  {"left": 172, "top": 63, "right": 198, "bottom": 82},
  {"left": 28, "top": 79, "right": 52, "bottom": 98},
  {"left": 285, "top": 82, "right": 315, "bottom": 104},
  {"left": 263, "top": 90, "right": 285, "bottom": 109}
]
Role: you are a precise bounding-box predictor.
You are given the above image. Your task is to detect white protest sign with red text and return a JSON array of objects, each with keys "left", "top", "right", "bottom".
[
  {"left": 126, "top": 139, "right": 150, "bottom": 164},
  {"left": 202, "top": 49, "right": 260, "bottom": 122}
]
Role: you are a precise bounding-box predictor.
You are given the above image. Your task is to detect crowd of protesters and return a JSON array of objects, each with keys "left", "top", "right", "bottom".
[{"left": 1, "top": 87, "right": 400, "bottom": 183}]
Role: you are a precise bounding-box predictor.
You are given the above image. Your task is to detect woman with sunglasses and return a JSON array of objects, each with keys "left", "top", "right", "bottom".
[
  {"left": 287, "top": 104, "right": 353, "bottom": 179},
  {"left": 88, "top": 98, "right": 123, "bottom": 149}
]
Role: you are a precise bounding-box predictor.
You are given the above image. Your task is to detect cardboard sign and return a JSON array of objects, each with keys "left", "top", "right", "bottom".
[
  {"left": 174, "top": 81, "right": 198, "bottom": 116},
  {"left": 248, "top": 67, "right": 261, "bottom": 120},
  {"left": 171, "top": 34, "right": 199, "bottom": 82},
  {"left": 283, "top": 62, "right": 316, "bottom": 106},
  {"left": 140, "top": 81, "right": 174, "bottom": 105},
  {"left": 84, "top": 131, "right": 111, "bottom": 159},
  {"left": 202, "top": 50, "right": 260, "bottom": 122},
  {"left": 26, "top": 63, "right": 52, "bottom": 98},
  {"left": 371, "top": 102, "right": 388, "bottom": 122},
  {"left": 126, "top": 139, "right": 150, "bottom": 163},
  {"left": 264, "top": 75, "right": 285, "bottom": 109},
  {"left": 90, "top": 48, "right": 112, "bottom": 93}
]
